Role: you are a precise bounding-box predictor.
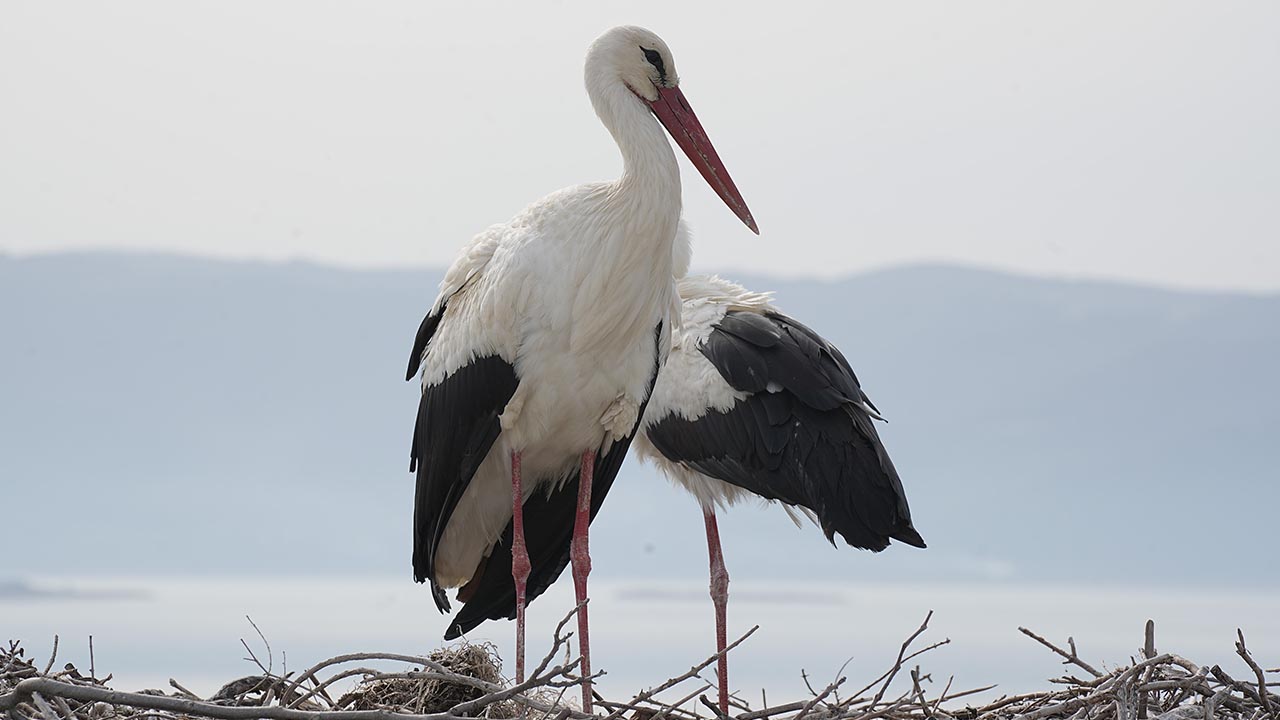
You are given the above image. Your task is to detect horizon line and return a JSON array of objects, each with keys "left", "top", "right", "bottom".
[{"left": 3, "top": 246, "right": 1277, "bottom": 299}]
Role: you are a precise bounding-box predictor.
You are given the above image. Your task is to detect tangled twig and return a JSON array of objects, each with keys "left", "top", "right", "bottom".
[{"left": 3, "top": 614, "right": 1275, "bottom": 720}]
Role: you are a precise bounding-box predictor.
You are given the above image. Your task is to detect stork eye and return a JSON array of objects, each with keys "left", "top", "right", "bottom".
[{"left": 641, "top": 47, "right": 667, "bottom": 79}]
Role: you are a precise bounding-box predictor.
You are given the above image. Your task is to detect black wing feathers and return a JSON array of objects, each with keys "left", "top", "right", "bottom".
[
  {"left": 406, "top": 298, "right": 519, "bottom": 612},
  {"left": 648, "top": 310, "right": 925, "bottom": 552},
  {"left": 406, "top": 299, "right": 448, "bottom": 382},
  {"left": 411, "top": 355, "right": 518, "bottom": 605}
]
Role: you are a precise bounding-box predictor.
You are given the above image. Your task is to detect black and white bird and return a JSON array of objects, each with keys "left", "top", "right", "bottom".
[
  {"left": 634, "top": 271, "right": 925, "bottom": 715},
  {"left": 404, "top": 26, "right": 755, "bottom": 710}
]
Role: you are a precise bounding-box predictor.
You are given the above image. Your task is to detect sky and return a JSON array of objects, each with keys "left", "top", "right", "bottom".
[{"left": 1, "top": 1, "right": 1277, "bottom": 291}]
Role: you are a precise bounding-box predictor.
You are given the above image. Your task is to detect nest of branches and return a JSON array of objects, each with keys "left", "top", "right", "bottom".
[
  {"left": 335, "top": 644, "right": 513, "bottom": 717},
  {"left": 3, "top": 607, "right": 1276, "bottom": 720}
]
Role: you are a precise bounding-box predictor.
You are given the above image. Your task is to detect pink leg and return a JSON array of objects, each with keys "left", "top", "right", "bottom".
[
  {"left": 571, "top": 449, "right": 596, "bottom": 713},
  {"left": 704, "top": 509, "right": 730, "bottom": 715},
  {"left": 510, "top": 451, "right": 531, "bottom": 684}
]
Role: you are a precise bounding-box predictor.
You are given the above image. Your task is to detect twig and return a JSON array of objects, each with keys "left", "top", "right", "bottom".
[
  {"left": 598, "top": 682, "right": 710, "bottom": 720},
  {"left": 795, "top": 676, "right": 846, "bottom": 720},
  {"left": 2, "top": 678, "right": 458, "bottom": 720},
  {"left": 1018, "top": 628, "right": 1103, "bottom": 678},
  {"left": 940, "top": 683, "right": 997, "bottom": 704},
  {"left": 653, "top": 683, "right": 714, "bottom": 720},
  {"left": 801, "top": 670, "right": 820, "bottom": 700},
  {"left": 847, "top": 691, "right": 913, "bottom": 720},
  {"left": 30, "top": 692, "right": 64, "bottom": 720},
  {"left": 278, "top": 652, "right": 589, "bottom": 719},
  {"left": 908, "top": 667, "right": 927, "bottom": 711},
  {"left": 871, "top": 612, "right": 938, "bottom": 706},
  {"left": 40, "top": 640, "right": 58, "bottom": 678},
  {"left": 698, "top": 695, "right": 729, "bottom": 720},
  {"left": 931, "top": 675, "right": 954, "bottom": 718},
  {"left": 737, "top": 699, "right": 810, "bottom": 720},
  {"left": 287, "top": 667, "right": 381, "bottom": 710},
  {"left": 1210, "top": 665, "right": 1262, "bottom": 713},
  {"left": 1138, "top": 619, "right": 1156, "bottom": 720},
  {"left": 602, "top": 626, "right": 758, "bottom": 720},
  {"left": 241, "top": 617, "right": 273, "bottom": 676},
  {"left": 525, "top": 604, "right": 584, "bottom": 686},
  {"left": 169, "top": 679, "right": 200, "bottom": 700},
  {"left": 1237, "top": 630, "right": 1276, "bottom": 719},
  {"left": 51, "top": 695, "right": 74, "bottom": 720},
  {"left": 827, "top": 657, "right": 854, "bottom": 709},
  {"left": 448, "top": 657, "right": 582, "bottom": 717}
]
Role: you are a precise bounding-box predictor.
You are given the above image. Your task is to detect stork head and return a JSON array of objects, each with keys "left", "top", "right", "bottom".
[
  {"left": 588, "top": 26, "right": 680, "bottom": 102},
  {"left": 586, "top": 26, "right": 758, "bottom": 235}
]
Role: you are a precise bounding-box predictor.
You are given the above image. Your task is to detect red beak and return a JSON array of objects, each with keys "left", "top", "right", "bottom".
[{"left": 648, "top": 86, "right": 758, "bottom": 234}]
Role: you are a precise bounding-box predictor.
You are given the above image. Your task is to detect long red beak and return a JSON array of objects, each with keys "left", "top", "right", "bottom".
[{"left": 648, "top": 86, "right": 758, "bottom": 234}]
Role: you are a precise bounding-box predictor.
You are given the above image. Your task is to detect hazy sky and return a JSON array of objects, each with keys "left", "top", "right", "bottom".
[{"left": 2, "top": 1, "right": 1277, "bottom": 291}]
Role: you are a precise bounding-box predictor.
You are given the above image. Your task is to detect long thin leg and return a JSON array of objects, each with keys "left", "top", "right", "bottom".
[
  {"left": 510, "top": 450, "right": 531, "bottom": 684},
  {"left": 704, "top": 508, "right": 730, "bottom": 715},
  {"left": 571, "top": 449, "right": 597, "bottom": 713}
]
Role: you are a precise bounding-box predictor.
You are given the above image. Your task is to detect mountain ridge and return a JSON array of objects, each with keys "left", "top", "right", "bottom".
[
  {"left": 2, "top": 251, "right": 1275, "bottom": 585},
  {"left": 7, "top": 248, "right": 1277, "bottom": 299}
]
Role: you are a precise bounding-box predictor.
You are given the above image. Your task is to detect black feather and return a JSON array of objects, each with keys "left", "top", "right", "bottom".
[
  {"left": 716, "top": 311, "right": 783, "bottom": 347},
  {"left": 405, "top": 299, "right": 448, "bottom": 382},
  {"left": 702, "top": 331, "right": 771, "bottom": 392},
  {"left": 646, "top": 310, "right": 925, "bottom": 552},
  {"left": 411, "top": 355, "right": 519, "bottom": 612}
]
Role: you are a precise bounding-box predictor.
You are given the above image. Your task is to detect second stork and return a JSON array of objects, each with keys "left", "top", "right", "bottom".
[{"left": 635, "top": 272, "right": 926, "bottom": 714}]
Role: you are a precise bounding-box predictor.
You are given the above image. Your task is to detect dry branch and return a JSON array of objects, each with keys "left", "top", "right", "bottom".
[{"left": 1017, "top": 628, "right": 1102, "bottom": 679}]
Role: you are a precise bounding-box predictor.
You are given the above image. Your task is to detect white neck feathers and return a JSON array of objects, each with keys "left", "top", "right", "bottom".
[{"left": 584, "top": 53, "right": 682, "bottom": 220}]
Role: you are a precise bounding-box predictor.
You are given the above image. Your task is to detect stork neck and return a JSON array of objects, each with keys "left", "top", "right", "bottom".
[{"left": 593, "top": 82, "right": 682, "bottom": 215}]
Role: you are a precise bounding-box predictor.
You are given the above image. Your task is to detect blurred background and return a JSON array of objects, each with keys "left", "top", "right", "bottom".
[{"left": 2, "top": 0, "right": 1277, "bottom": 703}]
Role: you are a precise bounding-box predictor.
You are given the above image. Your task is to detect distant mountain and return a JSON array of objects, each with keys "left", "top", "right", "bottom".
[{"left": 2, "top": 252, "right": 1276, "bottom": 585}]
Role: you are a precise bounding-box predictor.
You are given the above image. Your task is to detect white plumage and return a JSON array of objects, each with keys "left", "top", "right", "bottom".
[{"left": 422, "top": 188, "right": 680, "bottom": 587}]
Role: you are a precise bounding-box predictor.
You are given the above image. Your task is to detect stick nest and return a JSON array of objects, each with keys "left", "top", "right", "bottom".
[
  {"left": 335, "top": 644, "right": 513, "bottom": 717},
  {"left": 3, "top": 608, "right": 1276, "bottom": 720}
]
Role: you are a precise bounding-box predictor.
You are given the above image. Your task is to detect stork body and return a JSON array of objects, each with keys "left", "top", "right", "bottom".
[
  {"left": 406, "top": 27, "right": 755, "bottom": 711},
  {"left": 408, "top": 180, "right": 676, "bottom": 624},
  {"left": 634, "top": 273, "right": 926, "bottom": 714}
]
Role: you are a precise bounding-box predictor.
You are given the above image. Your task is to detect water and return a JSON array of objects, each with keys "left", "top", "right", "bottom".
[{"left": 4, "top": 576, "right": 1276, "bottom": 708}]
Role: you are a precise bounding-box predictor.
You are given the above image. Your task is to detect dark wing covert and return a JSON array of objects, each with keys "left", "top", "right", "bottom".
[{"left": 646, "top": 310, "right": 925, "bottom": 551}]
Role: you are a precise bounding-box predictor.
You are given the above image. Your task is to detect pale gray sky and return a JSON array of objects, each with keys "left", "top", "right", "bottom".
[{"left": 2, "top": 1, "right": 1277, "bottom": 291}]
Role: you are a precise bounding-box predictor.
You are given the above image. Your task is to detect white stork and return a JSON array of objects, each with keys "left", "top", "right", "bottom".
[
  {"left": 404, "top": 26, "right": 756, "bottom": 710},
  {"left": 634, "top": 271, "right": 926, "bottom": 715}
]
